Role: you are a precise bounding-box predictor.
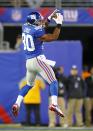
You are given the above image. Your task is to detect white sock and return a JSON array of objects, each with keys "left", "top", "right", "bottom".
[
  {"left": 15, "top": 95, "right": 23, "bottom": 107},
  {"left": 51, "top": 95, "right": 58, "bottom": 105}
]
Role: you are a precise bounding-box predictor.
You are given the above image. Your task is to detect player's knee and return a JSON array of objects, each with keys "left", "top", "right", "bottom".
[
  {"left": 50, "top": 80, "right": 58, "bottom": 96},
  {"left": 19, "top": 85, "right": 32, "bottom": 97}
]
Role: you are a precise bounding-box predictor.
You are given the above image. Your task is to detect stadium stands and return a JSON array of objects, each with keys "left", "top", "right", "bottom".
[{"left": 0, "top": 0, "right": 93, "bottom": 7}]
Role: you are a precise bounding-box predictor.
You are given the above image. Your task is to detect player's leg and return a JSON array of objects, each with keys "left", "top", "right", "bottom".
[
  {"left": 12, "top": 68, "right": 37, "bottom": 116},
  {"left": 12, "top": 71, "right": 36, "bottom": 116},
  {"left": 36, "top": 58, "right": 64, "bottom": 117},
  {"left": 36, "top": 58, "right": 58, "bottom": 104}
]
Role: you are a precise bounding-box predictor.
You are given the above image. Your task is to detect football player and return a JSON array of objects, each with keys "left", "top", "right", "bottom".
[{"left": 12, "top": 10, "right": 64, "bottom": 117}]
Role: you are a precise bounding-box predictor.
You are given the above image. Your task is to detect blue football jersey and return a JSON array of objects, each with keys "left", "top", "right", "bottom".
[{"left": 22, "top": 23, "right": 45, "bottom": 59}]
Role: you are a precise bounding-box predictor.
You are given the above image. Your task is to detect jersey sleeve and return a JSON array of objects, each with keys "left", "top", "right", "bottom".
[{"left": 35, "top": 27, "right": 45, "bottom": 38}]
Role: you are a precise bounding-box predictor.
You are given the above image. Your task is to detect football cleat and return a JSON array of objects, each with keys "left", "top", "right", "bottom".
[
  {"left": 12, "top": 104, "right": 19, "bottom": 117},
  {"left": 49, "top": 104, "right": 64, "bottom": 117}
]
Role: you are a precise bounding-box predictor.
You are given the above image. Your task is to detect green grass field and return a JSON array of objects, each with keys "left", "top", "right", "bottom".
[{"left": 0, "top": 124, "right": 93, "bottom": 131}]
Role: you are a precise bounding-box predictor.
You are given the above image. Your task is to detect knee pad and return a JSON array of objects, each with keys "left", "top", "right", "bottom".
[
  {"left": 19, "top": 85, "right": 32, "bottom": 97},
  {"left": 50, "top": 81, "right": 58, "bottom": 96}
]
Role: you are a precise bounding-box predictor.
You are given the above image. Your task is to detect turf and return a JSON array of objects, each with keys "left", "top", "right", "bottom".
[{"left": 0, "top": 124, "right": 93, "bottom": 131}]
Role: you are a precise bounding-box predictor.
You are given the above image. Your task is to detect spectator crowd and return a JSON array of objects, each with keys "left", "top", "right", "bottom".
[{"left": 48, "top": 65, "right": 93, "bottom": 127}]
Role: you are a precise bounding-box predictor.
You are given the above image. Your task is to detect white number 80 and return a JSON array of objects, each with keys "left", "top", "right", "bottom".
[{"left": 22, "top": 33, "right": 35, "bottom": 51}]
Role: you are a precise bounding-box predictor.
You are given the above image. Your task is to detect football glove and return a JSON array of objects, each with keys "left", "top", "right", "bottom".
[
  {"left": 52, "top": 13, "right": 63, "bottom": 25},
  {"left": 47, "top": 9, "right": 58, "bottom": 22}
]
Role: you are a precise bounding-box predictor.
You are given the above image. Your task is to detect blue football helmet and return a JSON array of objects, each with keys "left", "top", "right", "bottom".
[{"left": 27, "top": 11, "right": 44, "bottom": 25}]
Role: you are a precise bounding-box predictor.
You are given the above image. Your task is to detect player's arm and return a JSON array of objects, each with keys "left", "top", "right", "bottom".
[
  {"left": 39, "top": 13, "right": 63, "bottom": 42},
  {"left": 39, "top": 25, "right": 61, "bottom": 42}
]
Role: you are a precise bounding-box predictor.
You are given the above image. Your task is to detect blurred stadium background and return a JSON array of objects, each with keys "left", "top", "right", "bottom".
[{"left": 0, "top": 0, "right": 93, "bottom": 131}]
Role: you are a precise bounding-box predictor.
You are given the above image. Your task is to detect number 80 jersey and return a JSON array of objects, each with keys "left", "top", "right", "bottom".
[{"left": 22, "top": 23, "right": 45, "bottom": 59}]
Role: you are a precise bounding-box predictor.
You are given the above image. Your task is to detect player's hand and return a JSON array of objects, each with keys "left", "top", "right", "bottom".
[
  {"left": 47, "top": 9, "right": 58, "bottom": 22},
  {"left": 52, "top": 13, "right": 63, "bottom": 25},
  {"left": 47, "top": 14, "right": 53, "bottom": 22}
]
